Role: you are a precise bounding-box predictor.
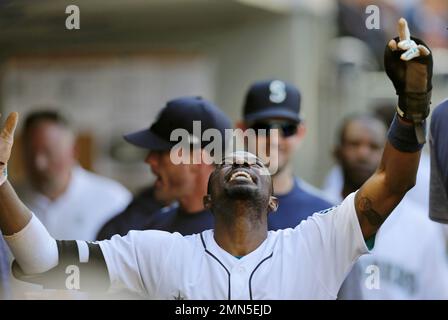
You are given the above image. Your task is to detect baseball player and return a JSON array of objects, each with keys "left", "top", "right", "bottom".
[
  {"left": 330, "top": 113, "right": 448, "bottom": 299},
  {"left": 0, "top": 18, "right": 434, "bottom": 299},
  {"left": 124, "top": 96, "right": 232, "bottom": 235},
  {"left": 98, "top": 96, "right": 232, "bottom": 240},
  {"left": 238, "top": 80, "right": 333, "bottom": 230}
]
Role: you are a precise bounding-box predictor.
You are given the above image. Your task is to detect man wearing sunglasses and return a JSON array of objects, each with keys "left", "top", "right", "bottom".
[{"left": 238, "top": 80, "right": 333, "bottom": 230}]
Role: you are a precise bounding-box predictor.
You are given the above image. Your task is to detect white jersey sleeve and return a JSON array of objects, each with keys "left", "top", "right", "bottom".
[
  {"left": 99, "top": 230, "right": 186, "bottom": 297},
  {"left": 293, "top": 191, "right": 369, "bottom": 297},
  {"left": 418, "top": 224, "right": 448, "bottom": 299}
]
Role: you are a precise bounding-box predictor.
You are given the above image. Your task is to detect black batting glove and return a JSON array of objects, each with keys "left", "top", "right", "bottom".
[{"left": 384, "top": 18, "right": 433, "bottom": 143}]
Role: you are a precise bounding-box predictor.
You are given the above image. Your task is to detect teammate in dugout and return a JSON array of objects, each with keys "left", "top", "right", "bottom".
[{"left": 0, "top": 19, "right": 435, "bottom": 299}]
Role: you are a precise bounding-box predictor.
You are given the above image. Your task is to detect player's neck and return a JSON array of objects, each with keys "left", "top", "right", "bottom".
[
  {"left": 213, "top": 203, "right": 268, "bottom": 257},
  {"left": 272, "top": 166, "right": 294, "bottom": 195}
]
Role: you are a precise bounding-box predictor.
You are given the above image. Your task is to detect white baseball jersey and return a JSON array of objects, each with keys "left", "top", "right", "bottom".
[
  {"left": 341, "top": 199, "right": 448, "bottom": 300},
  {"left": 99, "top": 192, "right": 369, "bottom": 299}
]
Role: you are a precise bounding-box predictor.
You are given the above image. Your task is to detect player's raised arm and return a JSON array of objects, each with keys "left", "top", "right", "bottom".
[
  {"left": 0, "top": 114, "right": 170, "bottom": 296},
  {"left": 0, "top": 113, "right": 111, "bottom": 292},
  {"left": 0, "top": 112, "right": 33, "bottom": 235},
  {"left": 355, "top": 18, "right": 433, "bottom": 239},
  {"left": 0, "top": 113, "right": 60, "bottom": 276}
]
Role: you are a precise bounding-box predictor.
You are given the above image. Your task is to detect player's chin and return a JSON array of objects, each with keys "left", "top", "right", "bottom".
[{"left": 223, "top": 182, "right": 259, "bottom": 200}]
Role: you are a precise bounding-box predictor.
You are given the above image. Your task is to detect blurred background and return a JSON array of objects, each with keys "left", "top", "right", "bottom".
[{"left": 0, "top": 0, "right": 447, "bottom": 191}]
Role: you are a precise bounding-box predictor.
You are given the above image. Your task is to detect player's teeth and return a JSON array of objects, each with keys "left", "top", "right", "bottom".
[{"left": 230, "top": 171, "right": 252, "bottom": 181}]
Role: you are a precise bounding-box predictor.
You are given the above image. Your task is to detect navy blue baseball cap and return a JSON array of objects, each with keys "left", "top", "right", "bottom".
[
  {"left": 243, "top": 79, "right": 302, "bottom": 123},
  {"left": 124, "top": 96, "right": 232, "bottom": 151}
]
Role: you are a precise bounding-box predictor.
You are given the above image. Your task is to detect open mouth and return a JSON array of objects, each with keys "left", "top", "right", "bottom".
[{"left": 228, "top": 170, "right": 254, "bottom": 183}]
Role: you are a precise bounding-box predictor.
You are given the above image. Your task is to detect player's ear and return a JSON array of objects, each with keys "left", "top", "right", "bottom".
[
  {"left": 290, "top": 122, "right": 306, "bottom": 147},
  {"left": 295, "top": 122, "right": 306, "bottom": 141},
  {"left": 268, "top": 196, "right": 279, "bottom": 213},
  {"left": 203, "top": 194, "right": 212, "bottom": 210}
]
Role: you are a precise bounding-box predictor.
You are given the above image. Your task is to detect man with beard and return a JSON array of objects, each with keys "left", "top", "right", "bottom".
[
  {"left": 121, "top": 96, "right": 232, "bottom": 236},
  {"left": 329, "top": 114, "right": 448, "bottom": 299},
  {"left": 0, "top": 18, "right": 436, "bottom": 299},
  {"left": 326, "top": 114, "right": 388, "bottom": 203},
  {"left": 97, "top": 96, "right": 231, "bottom": 239},
  {"left": 323, "top": 106, "right": 431, "bottom": 208}
]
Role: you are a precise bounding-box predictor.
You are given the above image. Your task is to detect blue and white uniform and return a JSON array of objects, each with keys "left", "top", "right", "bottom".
[
  {"left": 268, "top": 178, "right": 333, "bottom": 230},
  {"left": 99, "top": 192, "right": 367, "bottom": 299}
]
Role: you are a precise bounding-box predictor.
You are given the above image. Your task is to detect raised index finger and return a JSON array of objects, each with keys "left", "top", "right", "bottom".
[
  {"left": 1, "top": 112, "right": 19, "bottom": 139},
  {"left": 398, "top": 18, "right": 410, "bottom": 42}
]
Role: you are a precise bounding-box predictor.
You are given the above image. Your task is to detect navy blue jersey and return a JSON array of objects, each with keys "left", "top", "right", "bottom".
[
  {"left": 96, "top": 185, "right": 166, "bottom": 240},
  {"left": 268, "top": 178, "right": 334, "bottom": 231},
  {"left": 145, "top": 207, "right": 214, "bottom": 236},
  {"left": 429, "top": 99, "right": 448, "bottom": 223}
]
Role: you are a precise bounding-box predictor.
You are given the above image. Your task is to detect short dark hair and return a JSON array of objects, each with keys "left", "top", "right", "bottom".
[
  {"left": 23, "top": 110, "right": 71, "bottom": 135},
  {"left": 336, "top": 113, "right": 385, "bottom": 146}
]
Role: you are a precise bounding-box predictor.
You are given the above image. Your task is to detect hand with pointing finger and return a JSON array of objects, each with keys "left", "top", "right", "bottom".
[
  {"left": 0, "top": 112, "right": 19, "bottom": 186},
  {"left": 384, "top": 18, "right": 433, "bottom": 143}
]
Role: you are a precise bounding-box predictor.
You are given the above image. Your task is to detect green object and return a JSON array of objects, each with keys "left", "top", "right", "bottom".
[{"left": 365, "top": 236, "right": 376, "bottom": 250}]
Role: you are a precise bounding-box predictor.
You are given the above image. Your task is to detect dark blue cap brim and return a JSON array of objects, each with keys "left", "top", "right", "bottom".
[
  {"left": 123, "top": 128, "right": 174, "bottom": 151},
  {"left": 244, "top": 108, "right": 301, "bottom": 123}
]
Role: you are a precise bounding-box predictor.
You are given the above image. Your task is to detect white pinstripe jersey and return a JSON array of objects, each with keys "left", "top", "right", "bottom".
[{"left": 99, "top": 192, "right": 369, "bottom": 299}]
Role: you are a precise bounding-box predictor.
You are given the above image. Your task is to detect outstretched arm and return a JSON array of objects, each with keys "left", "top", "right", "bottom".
[
  {"left": 0, "top": 113, "right": 110, "bottom": 292},
  {"left": 355, "top": 18, "right": 433, "bottom": 239}
]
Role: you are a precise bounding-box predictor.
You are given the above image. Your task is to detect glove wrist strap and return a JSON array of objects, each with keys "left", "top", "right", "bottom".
[
  {"left": 397, "top": 91, "right": 431, "bottom": 122},
  {"left": 397, "top": 91, "right": 431, "bottom": 144},
  {"left": 387, "top": 114, "right": 426, "bottom": 152}
]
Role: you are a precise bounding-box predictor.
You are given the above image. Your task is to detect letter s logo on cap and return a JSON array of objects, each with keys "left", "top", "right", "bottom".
[{"left": 269, "top": 80, "right": 286, "bottom": 104}]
